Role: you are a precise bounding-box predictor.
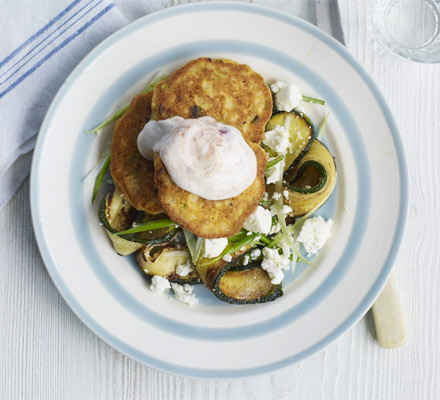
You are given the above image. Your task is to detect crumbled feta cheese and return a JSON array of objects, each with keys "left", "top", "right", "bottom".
[
  {"left": 246, "top": 231, "right": 252, "bottom": 236},
  {"left": 274, "top": 83, "right": 302, "bottom": 112},
  {"left": 261, "top": 247, "right": 290, "bottom": 284},
  {"left": 272, "top": 192, "right": 281, "bottom": 200},
  {"left": 176, "top": 261, "right": 193, "bottom": 277},
  {"left": 280, "top": 239, "right": 291, "bottom": 259},
  {"left": 243, "top": 206, "right": 272, "bottom": 234},
  {"left": 283, "top": 190, "right": 289, "bottom": 200},
  {"left": 263, "top": 125, "right": 290, "bottom": 154},
  {"left": 242, "top": 254, "right": 250, "bottom": 265},
  {"left": 265, "top": 161, "right": 284, "bottom": 185},
  {"left": 263, "top": 191, "right": 269, "bottom": 201},
  {"left": 222, "top": 254, "right": 232, "bottom": 262},
  {"left": 204, "top": 238, "right": 228, "bottom": 258},
  {"left": 171, "top": 283, "right": 198, "bottom": 305},
  {"left": 250, "top": 248, "right": 261, "bottom": 260},
  {"left": 282, "top": 205, "right": 293, "bottom": 215},
  {"left": 150, "top": 275, "right": 171, "bottom": 293},
  {"left": 270, "top": 81, "right": 287, "bottom": 93},
  {"left": 297, "top": 216, "right": 333, "bottom": 255}
]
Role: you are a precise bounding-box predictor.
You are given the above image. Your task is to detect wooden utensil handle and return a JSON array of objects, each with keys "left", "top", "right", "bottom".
[{"left": 371, "top": 273, "right": 407, "bottom": 348}]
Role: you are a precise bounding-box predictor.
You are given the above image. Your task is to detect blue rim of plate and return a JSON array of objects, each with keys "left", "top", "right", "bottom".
[{"left": 30, "top": 2, "right": 409, "bottom": 379}]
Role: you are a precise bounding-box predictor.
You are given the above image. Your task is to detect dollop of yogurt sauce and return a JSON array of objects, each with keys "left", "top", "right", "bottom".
[{"left": 137, "top": 116, "right": 257, "bottom": 200}]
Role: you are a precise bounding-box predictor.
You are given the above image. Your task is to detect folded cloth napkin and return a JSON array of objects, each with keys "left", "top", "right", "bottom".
[{"left": 0, "top": 0, "right": 168, "bottom": 210}]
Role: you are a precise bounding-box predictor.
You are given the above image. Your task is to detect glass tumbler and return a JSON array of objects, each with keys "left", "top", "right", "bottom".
[{"left": 372, "top": 0, "right": 440, "bottom": 63}]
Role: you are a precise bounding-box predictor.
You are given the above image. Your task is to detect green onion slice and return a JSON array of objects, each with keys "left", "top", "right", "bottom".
[
  {"left": 302, "top": 95, "right": 326, "bottom": 105},
  {"left": 92, "top": 154, "right": 111, "bottom": 203},
  {"left": 114, "top": 219, "right": 175, "bottom": 236}
]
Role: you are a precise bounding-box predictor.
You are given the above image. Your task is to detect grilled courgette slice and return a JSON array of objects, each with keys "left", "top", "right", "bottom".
[
  {"left": 137, "top": 244, "right": 200, "bottom": 284},
  {"left": 98, "top": 188, "right": 143, "bottom": 255},
  {"left": 283, "top": 139, "right": 337, "bottom": 217},
  {"left": 99, "top": 189, "right": 179, "bottom": 255},
  {"left": 265, "top": 111, "right": 314, "bottom": 171},
  {"left": 197, "top": 252, "right": 282, "bottom": 304}
]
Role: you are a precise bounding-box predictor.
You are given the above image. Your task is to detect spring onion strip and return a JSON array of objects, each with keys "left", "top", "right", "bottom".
[
  {"left": 316, "top": 112, "right": 330, "bottom": 140},
  {"left": 141, "top": 70, "right": 168, "bottom": 93},
  {"left": 84, "top": 151, "right": 110, "bottom": 185},
  {"left": 228, "top": 229, "right": 247, "bottom": 242},
  {"left": 262, "top": 143, "right": 277, "bottom": 157},
  {"left": 259, "top": 199, "right": 272, "bottom": 207},
  {"left": 302, "top": 95, "right": 326, "bottom": 105},
  {"left": 114, "top": 219, "right": 175, "bottom": 236},
  {"left": 183, "top": 230, "right": 197, "bottom": 259},
  {"left": 266, "top": 155, "right": 284, "bottom": 170},
  {"left": 92, "top": 154, "right": 111, "bottom": 203},
  {"left": 269, "top": 202, "right": 322, "bottom": 249},
  {"left": 84, "top": 70, "right": 168, "bottom": 135},
  {"left": 291, "top": 203, "right": 322, "bottom": 236},
  {"left": 193, "top": 237, "right": 205, "bottom": 264},
  {"left": 84, "top": 106, "right": 129, "bottom": 135},
  {"left": 273, "top": 179, "right": 310, "bottom": 264},
  {"left": 200, "top": 233, "right": 258, "bottom": 267},
  {"left": 259, "top": 235, "right": 271, "bottom": 246}
]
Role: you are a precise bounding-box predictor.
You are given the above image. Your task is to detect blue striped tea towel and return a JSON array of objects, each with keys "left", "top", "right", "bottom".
[{"left": 0, "top": 0, "right": 168, "bottom": 210}]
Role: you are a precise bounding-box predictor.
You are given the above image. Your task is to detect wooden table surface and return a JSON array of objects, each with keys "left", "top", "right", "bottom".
[{"left": 1, "top": 1, "right": 440, "bottom": 399}]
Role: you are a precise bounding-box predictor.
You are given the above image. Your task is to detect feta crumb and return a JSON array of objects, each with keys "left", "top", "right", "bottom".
[
  {"left": 240, "top": 246, "right": 247, "bottom": 252},
  {"left": 222, "top": 254, "right": 232, "bottom": 262},
  {"left": 246, "top": 231, "right": 252, "bottom": 236},
  {"left": 261, "top": 247, "right": 290, "bottom": 284},
  {"left": 283, "top": 190, "right": 289, "bottom": 200},
  {"left": 274, "top": 83, "right": 302, "bottom": 112},
  {"left": 265, "top": 161, "right": 283, "bottom": 185},
  {"left": 280, "top": 240, "right": 291, "bottom": 261},
  {"left": 297, "top": 216, "right": 333, "bottom": 255},
  {"left": 204, "top": 238, "right": 228, "bottom": 258},
  {"left": 242, "top": 255, "right": 250, "bottom": 265},
  {"left": 263, "top": 125, "right": 290, "bottom": 154},
  {"left": 282, "top": 205, "right": 293, "bottom": 215},
  {"left": 171, "top": 283, "right": 198, "bottom": 305},
  {"left": 250, "top": 248, "right": 261, "bottom": 260},
  {"left": 150, "top": 275, "right": 171, "bottom": 293},
  {"left": 176, "top": 261, "right": 193, "bottom": 277},
  {"left": 272, "top": 192, "right": 281, "bottom": 200},
  {"left": 243, "top": 206, "right": 272, "bottom": 234},
  {"left": 270, "top": 81, "right": 287, "bottom": 93}
]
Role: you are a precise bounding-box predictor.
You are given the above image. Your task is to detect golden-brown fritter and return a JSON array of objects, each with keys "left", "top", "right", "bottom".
[
  {"left": 110, "top": 92, "right": 163, "bottom": 214},
  {"left": 154, "top": 143, "right": 267, "bottom": 239},
  {"left": 151, "top": 58, "right": 272, "bottom": 143}
]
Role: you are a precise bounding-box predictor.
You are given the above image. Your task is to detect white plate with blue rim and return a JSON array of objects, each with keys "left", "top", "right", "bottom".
[{"left": 31, "top": 2, "right": 408, "bottom": 379}]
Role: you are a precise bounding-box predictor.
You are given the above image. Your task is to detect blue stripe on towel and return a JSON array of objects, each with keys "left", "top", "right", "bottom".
[
  {"left": 0, "top": 0, "right": 104, "bottom": 87},
  {"left": 0, "top": 0, "right": 83, "bottom": 70},
  {"left": 0, "top": 0, "right": 99, "bottom": 82},
  {"left": 0, "top": 4, "right": 115, "bottom": 100}
]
